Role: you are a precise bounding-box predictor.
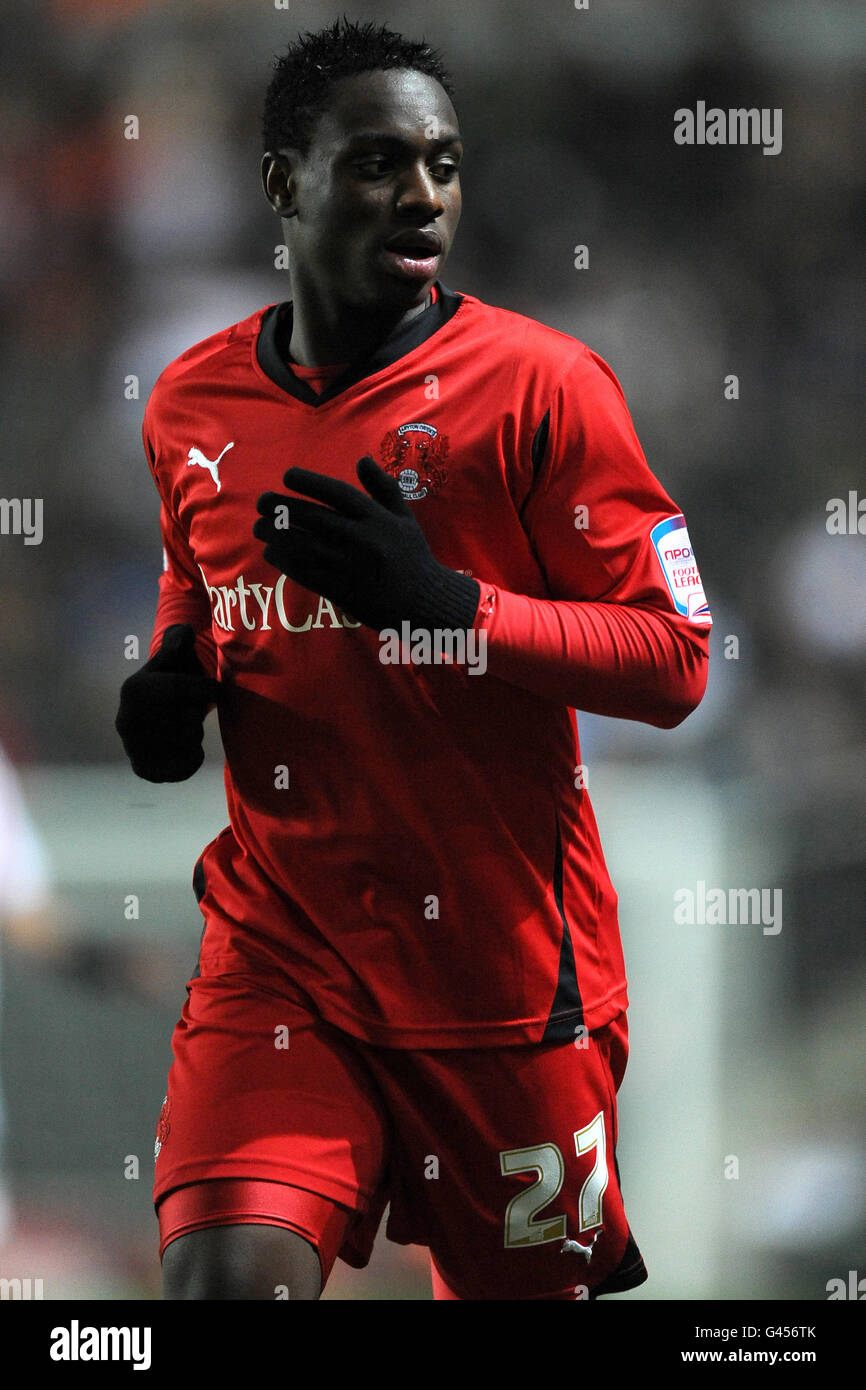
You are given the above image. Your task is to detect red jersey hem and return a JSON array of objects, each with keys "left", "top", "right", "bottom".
[{"left": 307, "top": 983, "right": 630, "bottom": 1048}]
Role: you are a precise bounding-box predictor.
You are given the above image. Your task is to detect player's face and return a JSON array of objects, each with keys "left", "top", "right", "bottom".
[{"left": 270, "top": 68, "right": 462, "bottom": 313}]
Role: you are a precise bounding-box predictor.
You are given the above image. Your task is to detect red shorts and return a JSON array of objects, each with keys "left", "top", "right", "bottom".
[{"left": 154, "top": 967, "right": 647, "bottom": 1300}]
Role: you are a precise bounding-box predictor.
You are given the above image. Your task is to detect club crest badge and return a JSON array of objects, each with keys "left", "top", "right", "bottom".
[{"left": 379, "top": 421, "right": 449, "bottom": 501}]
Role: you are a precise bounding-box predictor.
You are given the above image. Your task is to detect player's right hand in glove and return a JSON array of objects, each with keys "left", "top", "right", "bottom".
[{"left": 115, "top": 624, "right": 219, "bottom": 783}]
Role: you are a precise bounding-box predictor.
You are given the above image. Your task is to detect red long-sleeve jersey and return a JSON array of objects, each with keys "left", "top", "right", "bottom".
[{"left": 141, "top": 281, "right": 710, "bottom": 1047}]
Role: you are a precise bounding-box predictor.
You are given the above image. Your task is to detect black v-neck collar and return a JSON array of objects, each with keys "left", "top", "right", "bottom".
[{"left": 256, "top": 281, "right": 463, "bottom": 406}]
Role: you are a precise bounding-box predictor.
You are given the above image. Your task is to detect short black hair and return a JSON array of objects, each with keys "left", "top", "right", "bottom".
[{"left": 262, "top": 15, "right": 455, "bottom": 155}]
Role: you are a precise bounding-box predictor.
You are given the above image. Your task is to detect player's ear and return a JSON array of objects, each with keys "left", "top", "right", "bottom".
[{"left": 261, "top": 152, "right": 299, "bottom": 218}]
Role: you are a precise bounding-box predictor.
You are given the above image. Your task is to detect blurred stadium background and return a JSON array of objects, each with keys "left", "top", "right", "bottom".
[{"left": 0, "top": 0, "right": 863, "bottom": 1300}]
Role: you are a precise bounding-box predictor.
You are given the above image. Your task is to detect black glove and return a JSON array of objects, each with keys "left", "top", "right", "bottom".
[
  {"left": 115, "top": 624, "right": 219, "bottom": 782},
  {"left": 253, "top": 456, "right": 480, "bottom": 632}
]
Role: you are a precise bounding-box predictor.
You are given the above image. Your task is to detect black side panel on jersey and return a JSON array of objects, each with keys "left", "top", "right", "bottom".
[
  {"left": 540, "top": 810, "right": 584, "bottom": 1042},
  {"left": 190, "top": 855, "right": 207, "bottom": 981},
  {"left": 590, "top": 1229, "right": 649, "bottom": 1298},
  {"left": 530, "top": 409, "right": 550, "bottom": 483},
  {"left": 520, "top": 408, "right": 551, "bottom": 522},
  {"left": 256, "top": 281, "right": 464, "bottom": 405},
  {"left": 192, "top": 856, "right": 206, "bottom": 904}
]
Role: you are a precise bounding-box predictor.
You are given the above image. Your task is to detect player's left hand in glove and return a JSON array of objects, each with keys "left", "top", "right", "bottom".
[
  {"left": 253, "top": 456, "right": 480, "bottom": 632},
  {"left": 115, "top": 624, "right": 220, "bottom": 783}
]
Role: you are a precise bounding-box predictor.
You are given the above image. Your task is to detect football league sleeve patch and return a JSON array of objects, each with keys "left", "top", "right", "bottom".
[{"left": 650, "top": 515, "right": 712, "bottom": 626}]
